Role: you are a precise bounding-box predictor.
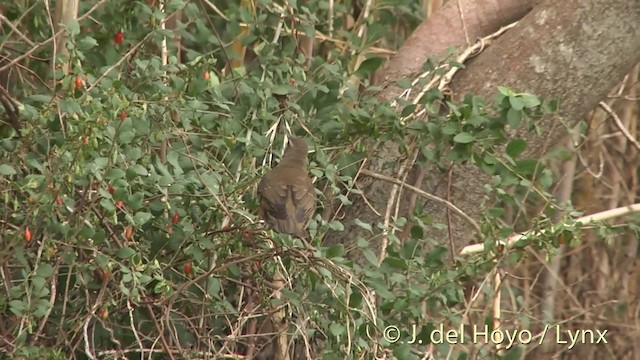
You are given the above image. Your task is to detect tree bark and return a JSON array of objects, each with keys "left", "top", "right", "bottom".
[{"left": 380, "top": 0, "right": 538, "bottom": 102}]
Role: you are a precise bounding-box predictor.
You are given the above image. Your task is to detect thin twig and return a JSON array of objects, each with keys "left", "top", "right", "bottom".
[
  {"left": 600, "top": 101, "right": 640, "bottom": 153},
  {"left": 460, "top": 203, "right": 640, "bottom": 255},
  {"left": 360, "top": 169, "right": 482, "bottom": 235}
]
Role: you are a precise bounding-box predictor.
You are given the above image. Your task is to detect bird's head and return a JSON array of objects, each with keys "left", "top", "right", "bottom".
[{"left": 280, "top": 137, "right": 309, "bottom": 166}]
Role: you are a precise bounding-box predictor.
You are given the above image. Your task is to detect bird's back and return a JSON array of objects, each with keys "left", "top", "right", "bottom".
[{"left": 258, "top": 164, "right": 315, "bottom": 237}]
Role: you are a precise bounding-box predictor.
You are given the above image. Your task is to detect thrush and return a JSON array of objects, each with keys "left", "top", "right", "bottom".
[{"left": 258, "top": 137, "right": 316, "bottom": 238}]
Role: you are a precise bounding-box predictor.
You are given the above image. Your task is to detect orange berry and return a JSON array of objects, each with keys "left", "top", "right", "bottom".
[
  {"left": 99, "top": 307, "right": 109, "bottom": 320},
  {"left": 24, "top": 228, "right": 32, "bottom": 242},
  {"left": 116, "top": 200, "right": 123, "bottom": 208},
  {"left": 203, "top": 71, "right": 210, "bottom": 80},
  {"left": 75, "top": 76, "right": 83, "bottom": 89}
]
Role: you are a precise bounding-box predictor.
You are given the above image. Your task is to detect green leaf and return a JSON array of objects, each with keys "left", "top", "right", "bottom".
[
  {"left": 329, "top": 323, "right": 346, "bottom": 336},
  {"left": 453, "top": 132, "right": 475, "bottom": 144},
  {"left": 134, "top": 212, "right": 152, "bottom": 225},
  {"left": 25, "top": 175, "right": 46, "bottom": 189},
  {"left": 382, "top": 257, "right": 408, "bottom": 270},
  {"left": 33, "top": 299, "right": 52, "bottom": 318},
  {"left": 206, "top": 277, "right": 221, "bottom": 300},
  {"left": 67, "top": 20, "right": 81, "bottom": 35},
  {"left": 410, "top": 225, "right": 423, "bottom": 239},
  {"left": 31, "top": 276, "right": 46, "bottom": 295},
  {"left": 328, "top": 220, "right": 344, "bottom": 231},
  {"left": 27, "top": 94, "right": 54, "bottom": 103},
  {"left": 9, "top": 300, "right": 27, "bottom": 317},
  {"left": 515, "top": 159, "right": 539, "bottom": 175},
  {"left": 363, "top": 248, "right": 379, "bottom": 266},
  {"left": 100, "top": 198, "right": 116, "bottom": 211},
  {"left": 271, "top": 85, "right": 297, "bottom": 95},
  {"left": 0, "top": 164, "right": 16, "bottom": 175},
  {"left": 521, "top": 93, "right": 542, "bottom": 108},
  {"left": 354, "top": 56, "right": 384, "bottom": 79},
  {"left": 78, "top": 37, "right": 98, "bottom": 51},
  {"left": 326, "top": 244, "right": 345, "bottom": 258},
  {"left": 348, "top": 290, "right": 362, "bottom": 307},
  {"left": 396, "top": 78, "right": 412, "bottom": 89},
  {"left": 126, "top": 164, "right": 148, "bottom": 180},
  {"left": 128, "top": 193, "right": 144, "bottom": 210},
  {"left": 106, "top": 168, "right": 126, "bottom": 180},
  {"left": 441, "top": 123, "right": 458, "bottom": 135},
  {"left": 507, "top": 108, "right": 522, "bottom": 128},
  {"left": 506, "top": 139, "right": 527, "bottom": 158},
  {"left": 509, "top": 95, "right": 524, "bottom": 111},
  {"left": 354, "top": 219, "right": 373, "bottom": 233},
  {"left": 401, "top": 104, "right": 417, "bottom": 118},
  {"left": 35, "top": 264, "right": 54, "bottom": 278},
  {"left": 498, "top": 86, "right": 515, "bottom": 96},
  {"left": 337, "top": 194, "right": 352, "bottom": 205},
  {"left": 538, "top": 169, "right": 554, "bottom": 189},
  {"left": 58, "top": 99, "right": 82, "bottom": 115},
  {"left": 117, "top": 247, "right": 136, "bottom": 259},
  {"left": 119, "top": 131, "right": 135, "bottom": 143},
  {"left": 208, "top": 72, "right": 220, "bottom": 86}
]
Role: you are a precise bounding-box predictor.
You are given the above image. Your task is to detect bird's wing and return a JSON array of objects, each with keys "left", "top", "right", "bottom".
[
  {"left": 257, "top": 174, "right": 291, "bottom": 221},
  {"left": 291, "top": 176, "right": 316, "bottom": 224},
  {"left": 258, "top": 172, "right": 315, "bottom": 237}
]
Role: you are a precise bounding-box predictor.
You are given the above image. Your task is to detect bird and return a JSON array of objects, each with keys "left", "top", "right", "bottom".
[{"left": 257, "top": 137, "right": 316, "bottom": 239}]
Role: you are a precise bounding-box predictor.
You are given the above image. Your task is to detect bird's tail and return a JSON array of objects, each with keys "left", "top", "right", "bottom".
[{"left": 274, "top": 218, "right": 306, "bottom": 238}]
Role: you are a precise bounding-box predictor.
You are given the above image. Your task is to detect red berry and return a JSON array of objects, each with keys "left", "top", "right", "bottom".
[
  {"left": 24, "top": 228, "right": 32, "bottom": 242},
  {"left": 171, "top": 213, "right": 179, "bottom": 224},
  {"left": 242, "top": 230, "right": 251, "bottom": 239},
  {"left": 82, "top": 137, "right": 89, "bottom": 145},
  {"left": 114, "top": 31, "right": 124, "bottom": 44},
  {"left": 116, "top": 200, "right": 123, "bottom": 208},
  {"left": 184, "top": 263, "right": 192, "bottom": 275},
  {"left": 108, "top": 186, "right": 115, "bottom": 194},
  {"left": 120, "top": 110, "right": 127, "bottom": 120},
  {"left": 56, "top": 197, "right": 63, "bottom": 205},
  {"left": 75, "top": 76, "right": 83, "bottom": 89},
  {"left": 222, "top": 226, "right": 231, "bottom": 232}
]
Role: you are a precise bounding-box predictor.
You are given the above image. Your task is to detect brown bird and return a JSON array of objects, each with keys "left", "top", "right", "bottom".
[{"left": 258, "top": 137, "right": 316, "bottom": 238}]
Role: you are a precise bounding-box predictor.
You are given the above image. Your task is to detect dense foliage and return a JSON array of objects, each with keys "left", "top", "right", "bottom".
[{"left": 0, "top": 1, "right": 575, "bottom": 359}]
